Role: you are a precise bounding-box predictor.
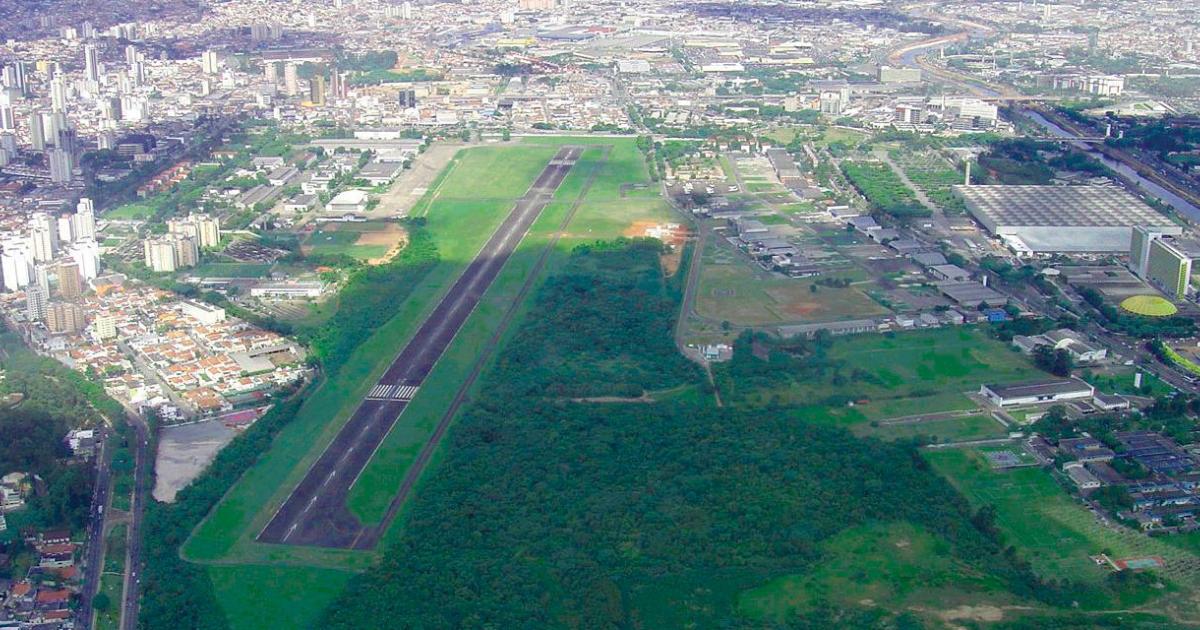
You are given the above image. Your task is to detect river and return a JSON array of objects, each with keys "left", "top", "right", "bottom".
[{"left": 1021, "top": 110, "right": 1200, "bottom": 223}]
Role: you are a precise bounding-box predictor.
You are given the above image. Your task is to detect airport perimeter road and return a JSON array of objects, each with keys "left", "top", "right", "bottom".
[{"left": 257, "top": 146, "right": 582, "bottom": 550}]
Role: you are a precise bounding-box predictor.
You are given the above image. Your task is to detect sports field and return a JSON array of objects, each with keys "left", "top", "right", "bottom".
[
  {"left": 927, "top": 448, "right": 1200, "bottom": 600},
  {"left": 183, "top": 137, "right": 674, "bottom": 628}
]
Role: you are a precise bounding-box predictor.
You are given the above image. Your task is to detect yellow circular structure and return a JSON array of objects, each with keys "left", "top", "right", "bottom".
[{"left": 1120, "top": 295, "right": 1178, "bottom": 317}]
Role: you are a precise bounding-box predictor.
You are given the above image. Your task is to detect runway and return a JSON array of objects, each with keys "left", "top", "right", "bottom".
[{"left": 257, "top": 146, "right": 581, "bottom": 549}]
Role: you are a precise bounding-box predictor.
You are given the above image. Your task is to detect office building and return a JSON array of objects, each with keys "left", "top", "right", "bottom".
[
  {"left": 284, "top": 63, "right": 299, "bottom": 96},
  {"left": 47, "top": 302, "right": 86, "bottom": 334},
  {"left": 26, "top": 284, "right": 48, "bottom": 322},
  {"left": 309, "top": 75, "right": 326, "bottom": 106},
  {"left": 201, "top": 50, "right": 220, "bottom": 75},
  {"left": 84, "top": 44, "right": 99, "bottom": 82},
  {"left": 48, "top": 148, "right": 73, "bottom": 183},
  {"left": 143, "top": 238, "right": 177, "bottom": 272},
  {"left": 74, "top": 198, "right": 96, "bottom": 241},
  {"left": 94, "top": 313, "right": 117, "bottom": 340},
  {"left": 57, "top": 261, "right": 82, "bottom": 299},
  {"left": 69, "top": 239, "right": 100, "bottom": 281},
  {"left": 1132, "top": 233, "right": 1200, "bottom": 301},
  {"left": 50, "top": 75, "right": 67, "bottom": 111},
  {"left": 29, "top": 112, "right": 45, "bottom": 150},
  {"left": 29, "top": 213, "right": 59, "bottom": 262},
  {"left": 0, "top": 243, "right": 31, "bottom": 292}
]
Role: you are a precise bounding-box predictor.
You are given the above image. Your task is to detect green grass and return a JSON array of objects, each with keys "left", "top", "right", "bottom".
[
  {"left": 347, "top": 141, "right": 670, "bottom": 526},
  {"left": 738, "top": 521, "right": 1013, "bottom": 622},
  {"left": 303, "top": 229, "right": 392, "bottom": 261},
  {"left": 185, "top": 138, "right": 670, "bottom": 628},
  {"left": 95, "top": 524, "right": 128, "bottom": 630},
  {"left": 855, "top": 414, "right": 1007, "bottom": 443},
  {"left": 722, "top": 328, "right": 1042, "bottom": 410},
  {"left": 696, "top": 240, "right": 887, "bottom": 325},
  {"left": 94, "top": 574, "right": 124, "bottom": 630},
  {"left": 105, "top": 203, "right": 155, "bottom": 219},
  {"left": 206, "top": 564, "right": 355, "bottom": 630},
  {"left": 926, "top": 448, "right": 1200, "bottom": 594}
]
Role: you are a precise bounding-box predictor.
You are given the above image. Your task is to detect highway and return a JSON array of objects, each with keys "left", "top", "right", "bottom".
[
  {"left": 77, "top": 426, "right": 110, "bottom": 630},
  {"left": 120, "top": 412, "right": 151, "bottom": 630},
  {"left": 257, "top": 146, "right": 581, "bottom": 550}
]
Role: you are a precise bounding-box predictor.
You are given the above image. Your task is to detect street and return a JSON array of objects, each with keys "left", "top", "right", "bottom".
[{"left": 120, "top": 412, "right": 151, "bottom": 630}]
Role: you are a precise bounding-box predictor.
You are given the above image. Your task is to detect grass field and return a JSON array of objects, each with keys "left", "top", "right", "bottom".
[
  {"left": 105, "top": 203, "right": 155, "bottom": 220},
  {"left": 186, "top": 137, "right": 673, "bottom": 629},
  {"left": 926, "top": 448, "right": 1200, "bottom": 600},
  {"left": 94, "top": 574, "right": 124, "bottom": 630},
  {"left": 855, "top": 414, "right": 1007, "bottom": 443},
  {"left": 738, "top": 521, "right": 1014, "bottom": 622},
  {"left": 695, "top": 240, "right": 887, "bottom": 325},
  {"left": 727, "top": 328, "right": 1041, "bottom": 413},
  {"left": 300, "top": 223, "right": 398, "bottom": 260}
]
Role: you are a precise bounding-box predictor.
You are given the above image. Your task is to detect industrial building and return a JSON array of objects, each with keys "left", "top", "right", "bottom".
[
  {"left": 955, "top": 185, "right": 1178, "bottom": 253},
  {"left": 1129, "top": 226, "right": 1200, "bottom": 301},
  {"left": 980, "top": 377, "right": 1095, "bottom": 407}
]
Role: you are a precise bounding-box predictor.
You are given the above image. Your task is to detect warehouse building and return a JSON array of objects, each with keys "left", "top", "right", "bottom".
[
  {"left": 980, "top": 377, "right": 1095, "bottom": 407},
  {"left": 955, "top": 185, "right": 1179, "bottom": 253}
]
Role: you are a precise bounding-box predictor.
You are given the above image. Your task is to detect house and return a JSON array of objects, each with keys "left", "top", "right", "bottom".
[
  {"left": 1012, "top": 329, "right": 1107, "bottom": 364},
  {"left": 911, "top": 251, "right": 948, "bottom": 267},
  {"left": 928, "top": 264, "right": 971, "bottom": 282},
  {"left": 325, "top": 190, "right": 369, "bottom": 214},
  {"left": 358, "top": 161, "right": 404, "bottom": 186},
  {"left": 980, "top": 377, "right": 1095, "bottom": 407},
  {"left": 1064, "top": 461, "right": 1102, "bottom": 490},
  {"left": 1058, "top": 437, "right": 1116, "bottom": 462},
  {"left": 848, "top": 216, "right": 879, "bottom": 233},
  {"left": 283, "top": 194, "right": 317, "bottom": 214},
  {"left": 266, "top": 166, "right": 300, "bottom": 187}
]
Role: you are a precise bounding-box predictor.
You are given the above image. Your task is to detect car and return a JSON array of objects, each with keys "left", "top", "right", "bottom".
[{"left": 728, "top": 185, "right": 739, "bottom": 192}]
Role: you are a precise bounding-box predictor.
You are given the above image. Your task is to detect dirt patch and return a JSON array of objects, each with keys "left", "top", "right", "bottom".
[
  {"left": 935, "top": 605, "right": 1007, "bottom": 622},
  {"left": 566, "top": 394, "right": 656, "bottom": 404},
  {"left": 623, "top": 221, "right": 690, "bottom": 275},
  {"left": 361, "top": 224, "right": 409, "bottom": 265},
  {"left": 782, "top": 301, "right": 822, "bottom": 317}
]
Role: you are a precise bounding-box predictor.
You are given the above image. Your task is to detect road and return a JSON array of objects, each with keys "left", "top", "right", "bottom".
[
  {"left": 257, "top": 146, "right": 582, "bottom": 550},
  {"left": 77, "top": 426, "right": 111, "bottom": 630},
  {"left": 120, "top": 412, "right": 152, "bottom": 630}
]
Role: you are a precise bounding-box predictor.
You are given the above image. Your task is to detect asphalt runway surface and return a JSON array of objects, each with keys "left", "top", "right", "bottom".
[{"left": 258, "top": 146, "right": 581, "bottom": 549}]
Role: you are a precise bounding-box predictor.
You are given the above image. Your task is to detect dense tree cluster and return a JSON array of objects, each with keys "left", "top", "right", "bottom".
[
  {"left": 139, "top": 222, "right": 441, "bottom": 629},
  {"left": 139, "top": 388, "right": 307, "bottom": 630},
  {"left": 318, "top": 241, "right": 1102, "bottom": 628},
  {"left": 840, "top": 161, "right": 931, "bottom": 219},
  {"left": 303, "top": 220, "right": 438, "bottom": 375},
  {"left": 1079, "top": 287, "right": 1195, "bottom": 337},
  {"left": 493, "top": 239, "right": 700, "bottom": 398}
]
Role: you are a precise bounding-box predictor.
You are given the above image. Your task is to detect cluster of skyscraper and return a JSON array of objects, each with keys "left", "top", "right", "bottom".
[
  {"left": 143, "top": 213, "right": 221, "bottom": 273},
  {"left": 0, "top": 198, "right": 100, "bottom": 327},
  {"left": 0, "top": 35, "right": 152, "bottom": 182}
]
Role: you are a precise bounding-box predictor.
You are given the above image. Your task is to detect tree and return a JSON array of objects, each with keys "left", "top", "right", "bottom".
[
  {"left": 93, "top": 592, "right": 112, "bottom": 612},
  {"left": 1033, "top": 345, "right": 1073, "bottom": 377}
]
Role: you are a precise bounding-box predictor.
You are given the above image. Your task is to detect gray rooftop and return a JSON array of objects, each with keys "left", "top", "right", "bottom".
[{"left": 955, "top": 185, "right": 1173, "bottom": 229}]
